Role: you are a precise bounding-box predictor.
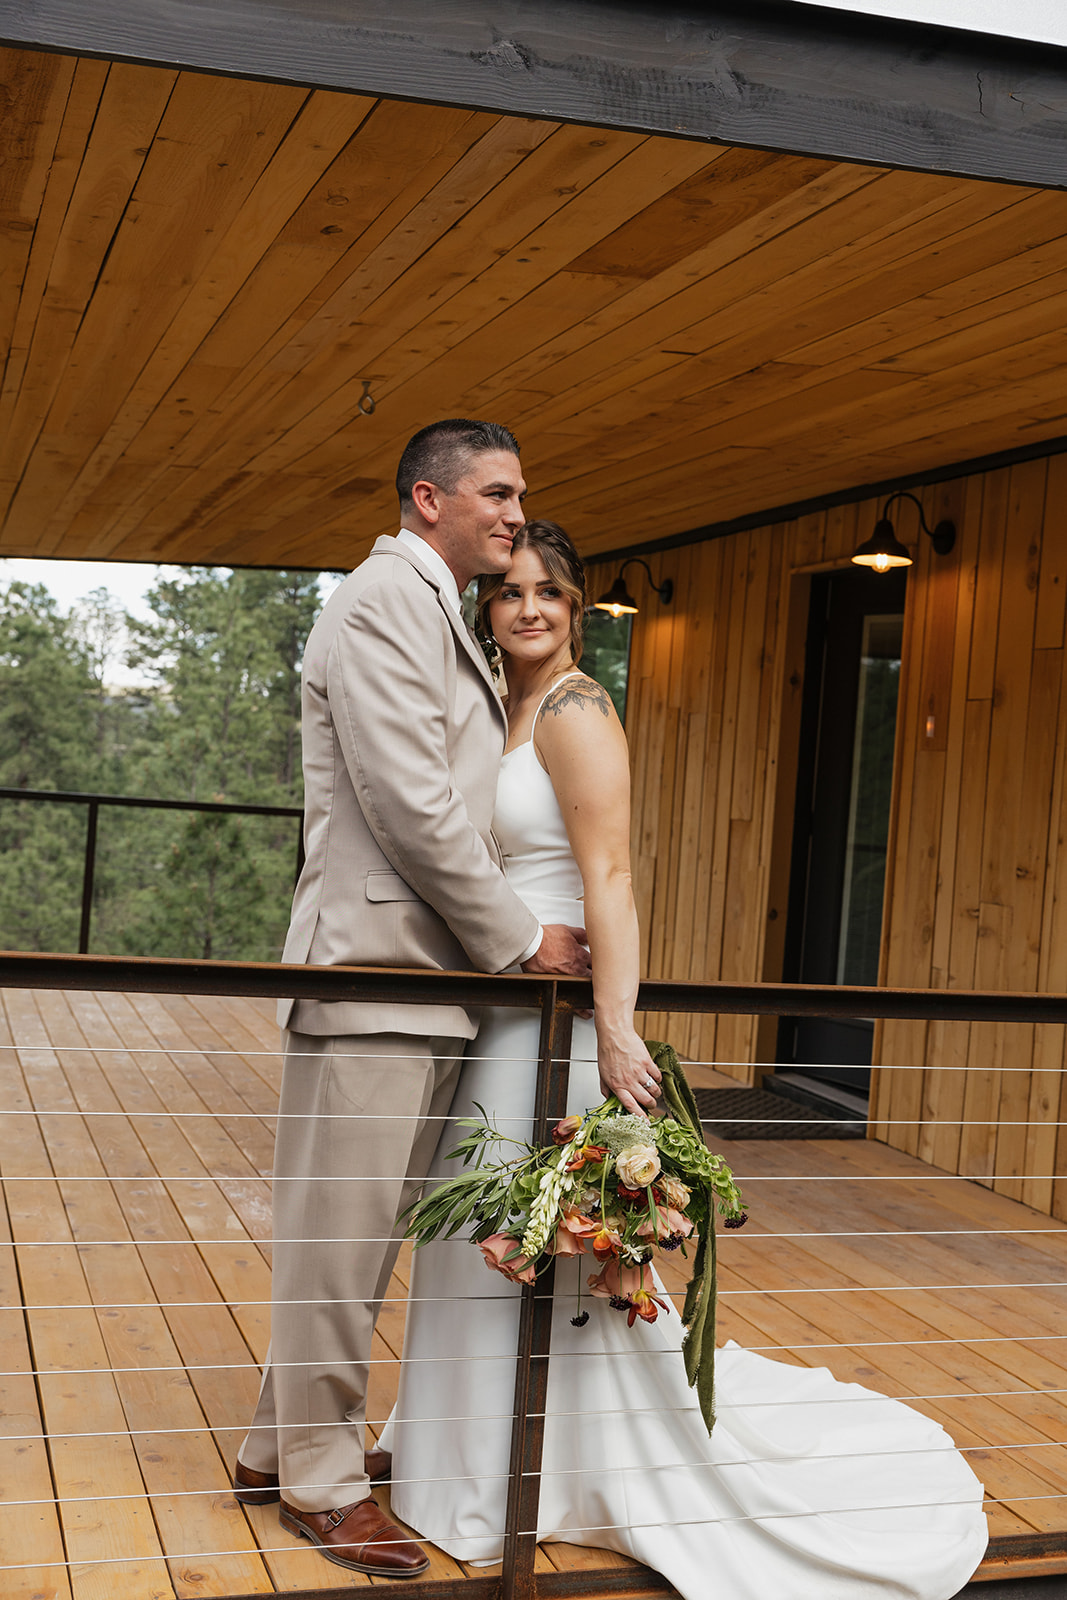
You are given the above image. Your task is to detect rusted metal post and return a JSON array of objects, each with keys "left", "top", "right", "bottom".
[
  {"left": 78, "top": 799, "right": 99, "bottom": 954},
  {"left": 500, "top": 981, "right": 574, "bottom": 1600}
]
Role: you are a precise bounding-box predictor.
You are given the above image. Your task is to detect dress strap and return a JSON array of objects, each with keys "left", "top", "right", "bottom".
[{"left": 532, "top": 670, "right": 584, "bottom": 726}]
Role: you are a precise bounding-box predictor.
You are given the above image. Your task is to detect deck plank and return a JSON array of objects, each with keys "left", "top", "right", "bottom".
[
  {"left": 20, "top": 986, "right": 275, "bottom": 1598},
  {"left": 0, "top": 991, "right": 176, "bottom": 1600},
  {"left": 4, "top": 988, "right": 1067, "bottom": 1593},
  {"left": 0, "top": 999, "right": 73, "bottom": 1600}
]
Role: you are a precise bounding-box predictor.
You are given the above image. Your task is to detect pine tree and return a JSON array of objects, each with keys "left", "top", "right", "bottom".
[
  {"left": 0, "top": 582, "right": 104, "bottom": 949},
  {"left": 0, "top": 568, "right": 322, "bottom": 959},
  {"left": 116, "top": 567, "right": 320, "bottom": 960}
]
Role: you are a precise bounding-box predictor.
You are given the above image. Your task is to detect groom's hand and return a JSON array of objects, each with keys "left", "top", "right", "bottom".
[{"left": 522, "top": 924, "right": 591, "bottom": 978}]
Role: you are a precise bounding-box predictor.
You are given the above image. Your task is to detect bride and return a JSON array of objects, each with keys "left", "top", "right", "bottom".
[{"left": 378, "top": 520, "right": 988, "bottom": 1599}]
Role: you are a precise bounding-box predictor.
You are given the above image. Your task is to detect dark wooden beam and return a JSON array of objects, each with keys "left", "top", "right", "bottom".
[
  {"left": 2, "top": 0, "right": 1067, "bottom": 188},
  {"left": 588, "top": 433, "right": 1067, "bottom": 567},
  {"left": 7, "top": 950, "right": 1067, "bottom": 1026}
]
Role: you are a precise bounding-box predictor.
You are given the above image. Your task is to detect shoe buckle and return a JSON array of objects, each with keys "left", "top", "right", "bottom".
[{"left": 326, "top": 1508, "right": 348, "bottom": 1528}]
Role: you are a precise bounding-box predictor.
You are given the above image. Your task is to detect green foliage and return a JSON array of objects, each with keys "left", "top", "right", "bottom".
[
  {"left": 581, "top": 609, "right": 632, "bottom": 722},
  {"left": 0, "top": 565, "right": 633, "bottom": 960},
  {"left": 0, "top": 567, "right": 318, "bottom": 959},
  {"left": 0, "top": 582, "right": 102, "bottom": 790},
  {"left": 126, "top": 567, "right": 319, "bottom": 804},
  {"left": 0, "top": 582, "right": 113, "bottom": 951},
  {"left": 0, "top": 800, "right": 85, "bottom": 952}
]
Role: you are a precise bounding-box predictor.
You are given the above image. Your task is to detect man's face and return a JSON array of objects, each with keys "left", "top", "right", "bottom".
[{"left": 422, "top": 449, "right": 527, "bottom": 588}]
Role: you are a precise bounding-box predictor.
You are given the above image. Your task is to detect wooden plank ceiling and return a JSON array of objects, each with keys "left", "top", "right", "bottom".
[{"left": 2, "top": 44, "right": 1066, "bottom": 571}]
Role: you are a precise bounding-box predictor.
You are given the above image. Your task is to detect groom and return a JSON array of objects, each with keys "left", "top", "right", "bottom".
[{"left": 233, "top": 419, "right": 591, "bottom": 1575}]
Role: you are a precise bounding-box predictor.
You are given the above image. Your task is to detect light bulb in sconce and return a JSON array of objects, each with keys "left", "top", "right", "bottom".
[
  {"left": 852, "top": 518, "right": 912, "bottom": 571},
  {"left": 592, "top": 559, "right": 672, "bottom": 615},
  {"left": 853, "top": 492, "right": 955, "bottom": 572}
]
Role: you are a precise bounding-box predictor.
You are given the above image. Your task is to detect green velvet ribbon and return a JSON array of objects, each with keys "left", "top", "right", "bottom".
[{"left": 645, "top": 1039, "right": 717, "bottom": 1434}]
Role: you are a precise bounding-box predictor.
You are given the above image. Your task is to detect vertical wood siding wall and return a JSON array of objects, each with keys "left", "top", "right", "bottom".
[{"left": 621, "top": 450, "right": 1067, "bottom": 1216}]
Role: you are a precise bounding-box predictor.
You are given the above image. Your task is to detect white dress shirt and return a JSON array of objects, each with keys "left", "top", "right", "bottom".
[{"left": 396, "top": 527, "right": 462, "bottom": 613}]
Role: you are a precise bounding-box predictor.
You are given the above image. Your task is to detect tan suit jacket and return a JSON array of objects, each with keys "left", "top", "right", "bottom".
[{"left": 280, "top": 534, "right": 538, "bottom": 1037}]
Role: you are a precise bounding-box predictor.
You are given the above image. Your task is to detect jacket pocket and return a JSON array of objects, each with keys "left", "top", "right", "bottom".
[{"left": 365, "top": 869, "right": 421, "bottom": 903}]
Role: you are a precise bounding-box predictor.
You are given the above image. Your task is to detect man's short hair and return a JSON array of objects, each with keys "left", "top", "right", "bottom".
[{"left": 396, "top": 419, "right": 519, "bottom": 507}]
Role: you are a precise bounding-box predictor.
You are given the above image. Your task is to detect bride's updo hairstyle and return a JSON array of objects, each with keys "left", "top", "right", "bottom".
[{"left": 477, "top": 520, "right": 587, "bottom": 664}]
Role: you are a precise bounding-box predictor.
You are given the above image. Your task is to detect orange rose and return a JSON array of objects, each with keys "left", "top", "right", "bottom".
[
  {"left": 586, "top": 1259, "right": 645, "bottom": 1300},
  {"left": 587, "top": 1261, "right": 668, "bottom": 1325},
  {"left": 551, "top": 1208, "right": 601, "bottom": 1257},
  {"left": 637, "top": 1203, "right": 695, "bottom": 1242},
  {"left": 479, "top": 1233, "right": 536, "bottom": 1285}
]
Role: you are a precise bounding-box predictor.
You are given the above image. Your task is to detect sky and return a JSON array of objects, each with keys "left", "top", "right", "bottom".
[
  {"left": 0, "top": 556, "right": 343, "bottom": 688},
  {"left": 2, "top": 557, "right": 160, "bottom": 623},
  {"left": 788, "top": 0, "right": 1067, "bottom": 44},
  {"left": 1, "top": 558, "right": 163, "bottom": 687}
]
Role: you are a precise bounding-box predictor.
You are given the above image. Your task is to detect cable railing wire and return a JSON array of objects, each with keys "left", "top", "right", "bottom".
[
  {"left": 4, "top": 1485, "right": 1063, "bottom": 1580},
  {"left": 2, "top": 1225, "right": 1066, "bottom": 1241},
  {"left": 6, "top": 1435, "right": 1066, "bottom": 1518},
  {"left": 3, "top": 953, "right": 1067, "bottom": 1592},
  {"left": 4, "top": 1277, "right": 1067, "bottom": 1310},
  {"left": 6, "top": 1381, "right": 1059, "bottom": 1449}
]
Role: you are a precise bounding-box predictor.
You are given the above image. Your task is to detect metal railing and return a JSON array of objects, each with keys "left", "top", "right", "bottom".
[
  {"left": 0, "top": 787, "right": 304, "bottom": 953},
  {"left": 3, "top": 951, "right": 1067, "bottom": 1599}
]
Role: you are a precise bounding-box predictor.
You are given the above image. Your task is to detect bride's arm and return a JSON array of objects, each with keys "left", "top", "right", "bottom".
[{"left": 535, "top": 677, "right": 661, "bottom": 1116}]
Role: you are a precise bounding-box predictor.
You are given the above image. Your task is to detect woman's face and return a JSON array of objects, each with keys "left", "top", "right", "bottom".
[{"left": 489, "top": 545, "right": 575, "bottom": 668}]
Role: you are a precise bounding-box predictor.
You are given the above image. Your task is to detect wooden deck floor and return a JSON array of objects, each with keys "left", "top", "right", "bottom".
[{"left": 0, "top": 986, "right": 1065, "bottom": 1596}]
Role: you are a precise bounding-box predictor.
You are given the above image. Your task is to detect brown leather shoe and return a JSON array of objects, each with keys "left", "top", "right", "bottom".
[
  {"left": 279, "top": 1495, "right": 429, "bottom": 1575},
  {"left": 233, "top": 1448, "right": 391, "bottom": 1505},
  {"left": 233, "top": 1459, "right": 281, "bottom": 1505}
]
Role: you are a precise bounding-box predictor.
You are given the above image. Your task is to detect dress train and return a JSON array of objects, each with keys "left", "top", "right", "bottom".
[{"left": 379, "top": 1007, "right": 988, "bottom": 1600}]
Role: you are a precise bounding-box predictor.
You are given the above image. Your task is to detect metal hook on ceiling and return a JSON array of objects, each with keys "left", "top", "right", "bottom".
[{"left": 358, "top": 380, "right": 376, "bottom": 416}]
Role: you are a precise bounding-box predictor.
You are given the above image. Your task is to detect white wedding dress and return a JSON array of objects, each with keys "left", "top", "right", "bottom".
[{"left": 380, "top": 697, "right": 988, "bottom": 1599}]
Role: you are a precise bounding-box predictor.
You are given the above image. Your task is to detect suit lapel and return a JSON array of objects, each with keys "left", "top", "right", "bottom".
[{"left": 376, "top": 536, "right": 507, "bottom": 734}]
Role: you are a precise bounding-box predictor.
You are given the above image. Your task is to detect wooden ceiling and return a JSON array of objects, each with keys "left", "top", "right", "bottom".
[{"left": 2, "top": 43, "right": 1067, "bottom": 571}]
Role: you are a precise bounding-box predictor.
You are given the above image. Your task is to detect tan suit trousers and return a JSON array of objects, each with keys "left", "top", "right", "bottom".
[{"left": 240, "top": 1030, "right": 463, "bottom": 1510}]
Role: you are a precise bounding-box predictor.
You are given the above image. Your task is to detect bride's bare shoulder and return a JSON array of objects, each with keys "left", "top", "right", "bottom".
[{"left": 538, "top": 674, "right": 614, "bottom": 723}]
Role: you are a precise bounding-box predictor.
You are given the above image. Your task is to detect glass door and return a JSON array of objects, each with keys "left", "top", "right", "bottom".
[
  {"left": 777, "top": 567, "right": 906, "bottom": 1105},
  {"left": 837, "top": 614, "right": 903, "bottom": 988}
]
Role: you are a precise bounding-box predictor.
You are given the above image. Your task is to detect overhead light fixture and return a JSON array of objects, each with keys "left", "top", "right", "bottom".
[
  {"left": 852, "top": 491, "right": 956, "bottom": 573},
  {"left": 593, "top": 558, "right": 673, "bottom": 617}
]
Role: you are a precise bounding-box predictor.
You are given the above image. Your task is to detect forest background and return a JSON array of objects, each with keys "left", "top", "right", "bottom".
[{"left": 0, "top": 568, "right": 629, "bottom": 961}]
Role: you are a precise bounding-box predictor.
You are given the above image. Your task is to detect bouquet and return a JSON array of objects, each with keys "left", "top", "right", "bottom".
[{"left": 403, "top": 1041, "right": 746, "bottom": 1432}]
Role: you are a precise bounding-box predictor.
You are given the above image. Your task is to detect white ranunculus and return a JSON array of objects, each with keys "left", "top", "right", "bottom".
[{"left": 615, "top": 1144, "right": 661, "bottom": 1188}]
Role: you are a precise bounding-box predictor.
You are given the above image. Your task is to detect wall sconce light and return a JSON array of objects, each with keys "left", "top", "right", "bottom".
[
  {"left": 852, "top": 491, "right": 956, "bottom": 573},
  {"left": 593, "top": 558, "right": 674, "bottom": 617}
]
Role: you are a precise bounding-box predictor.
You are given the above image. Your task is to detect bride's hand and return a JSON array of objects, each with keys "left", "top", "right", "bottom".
[{"left": 597, "top": 1031, "right": 661, "bottom": 1117}]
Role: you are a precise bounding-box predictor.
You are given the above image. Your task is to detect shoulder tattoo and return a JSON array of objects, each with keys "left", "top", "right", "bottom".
[{"left": 540, "top": 677, "right": 612, "bottom": 720}]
